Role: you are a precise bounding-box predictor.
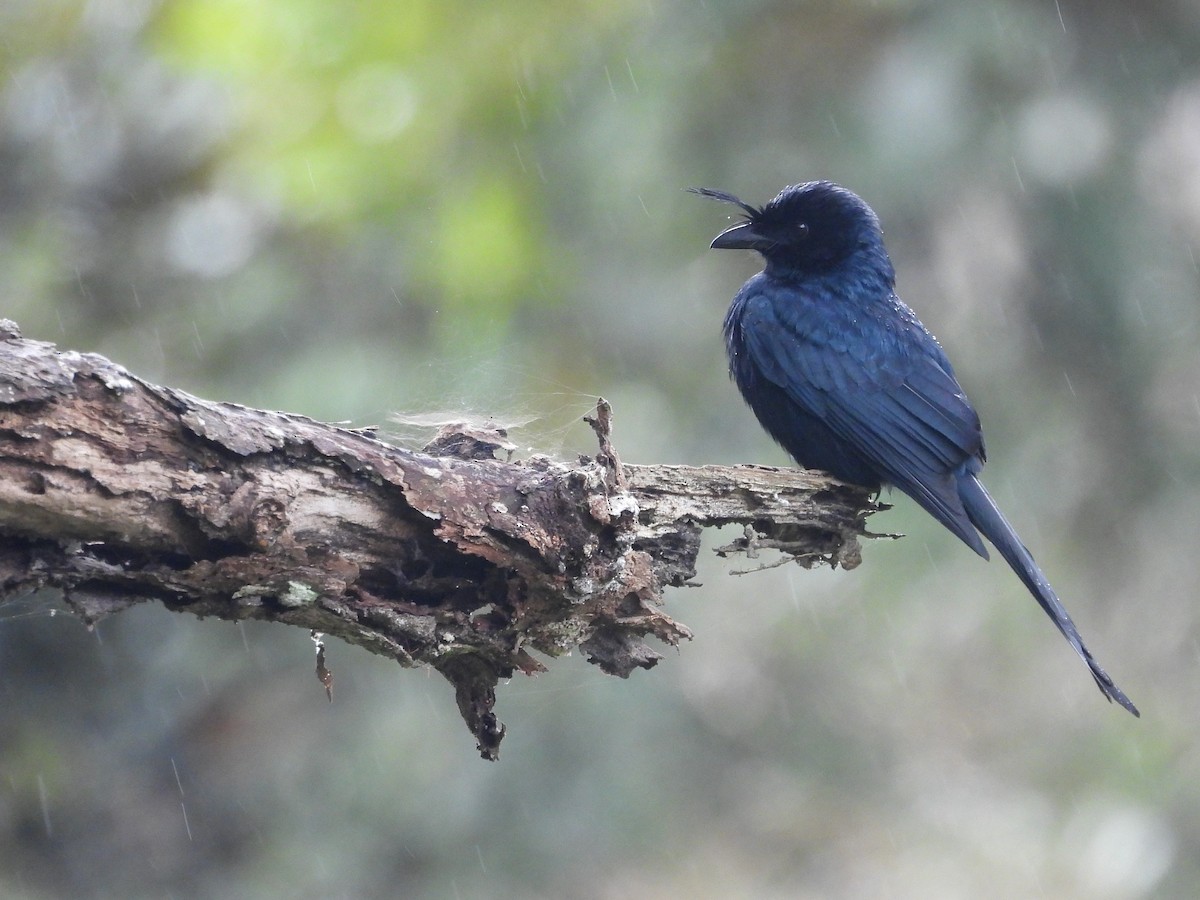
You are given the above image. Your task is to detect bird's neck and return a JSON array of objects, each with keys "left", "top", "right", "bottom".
[{"left": 763, "top": 248, "right": 895, "bottom": 296}]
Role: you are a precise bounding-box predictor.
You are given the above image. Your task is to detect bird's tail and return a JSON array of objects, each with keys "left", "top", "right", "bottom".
[{"left": 956, "top": 471, "right": 1139, "bottom": 716}]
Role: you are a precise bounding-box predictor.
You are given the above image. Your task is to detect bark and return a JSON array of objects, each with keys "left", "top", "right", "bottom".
[{"left": 0, "top": 320, "right": 879, "bottom": 759}]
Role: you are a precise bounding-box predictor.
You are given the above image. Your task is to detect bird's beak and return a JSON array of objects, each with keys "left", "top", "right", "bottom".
[{"left": 710, "top": 221, "right": 767, "bottom": 251}]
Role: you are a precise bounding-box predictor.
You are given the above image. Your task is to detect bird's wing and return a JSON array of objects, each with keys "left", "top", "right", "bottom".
[{"left": 739, "top": 293, "right": 988, "bottom": 556}]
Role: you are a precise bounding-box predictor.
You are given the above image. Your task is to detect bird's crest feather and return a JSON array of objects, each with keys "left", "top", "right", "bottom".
[{"left": 687, "top": 187, "right": 761, "bottom": 221}]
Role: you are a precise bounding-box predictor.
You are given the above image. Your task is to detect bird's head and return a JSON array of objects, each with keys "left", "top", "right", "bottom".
[{"left": 693, "top": 181, "right": 890, "bottom": 278}]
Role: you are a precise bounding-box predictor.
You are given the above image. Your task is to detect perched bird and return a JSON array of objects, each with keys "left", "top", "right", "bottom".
[{"left": 696, "top": 181, "right": 1137, "bottom": 715}]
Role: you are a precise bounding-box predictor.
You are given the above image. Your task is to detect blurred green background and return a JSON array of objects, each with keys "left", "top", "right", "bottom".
[{"left": 2, "top": 0, "right": 1198, "bottom": 896}]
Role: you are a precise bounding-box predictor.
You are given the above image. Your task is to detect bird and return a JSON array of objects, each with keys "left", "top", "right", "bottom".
[{"left": 695, "top": 180, "right": 1138, "bottom": 716}]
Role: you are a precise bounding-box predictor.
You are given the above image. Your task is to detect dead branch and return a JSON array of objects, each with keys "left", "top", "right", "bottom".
[{"left": 0, "top": 320, "right": 878, "bottom": 759}]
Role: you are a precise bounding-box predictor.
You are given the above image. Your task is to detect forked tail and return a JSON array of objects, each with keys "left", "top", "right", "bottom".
[{"left": 956, "top": 472, "right": 1139, "bottom": 716}]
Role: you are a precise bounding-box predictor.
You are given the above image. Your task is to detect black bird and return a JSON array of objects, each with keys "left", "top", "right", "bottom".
[{"left": 696, "top": 181, "right": 1137, "bottom": 715}]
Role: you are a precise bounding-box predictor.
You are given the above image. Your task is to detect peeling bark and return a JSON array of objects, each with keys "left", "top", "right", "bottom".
[{"left": 0, "top": 320, "right": 879, "bottom": 759}]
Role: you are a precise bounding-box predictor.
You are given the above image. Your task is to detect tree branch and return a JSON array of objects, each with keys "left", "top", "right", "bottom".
[{"left": 0, "top": 320, "right": 879, "bottom": 759}]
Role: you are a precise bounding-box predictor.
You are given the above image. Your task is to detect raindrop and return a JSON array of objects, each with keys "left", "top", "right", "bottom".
[
  {"left": 1128, "top": 293, "right": 1148, "bottom": 327},
  {"left": 171, "top": 757, "right": 185, "bottom": 796},
  {"left": 1010, "top": 157, "right": 1026, "bottom": 192},
  {"left": 180, "top": 801, "right": 193, "bottom": 841},
  {"left": 36, "top": 774, "right": 52, "bottom": 837}
]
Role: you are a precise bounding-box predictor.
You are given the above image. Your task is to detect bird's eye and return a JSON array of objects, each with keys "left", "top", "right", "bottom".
[{"left": 795, "top": 222, "right": 809, "bottom": 237}]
